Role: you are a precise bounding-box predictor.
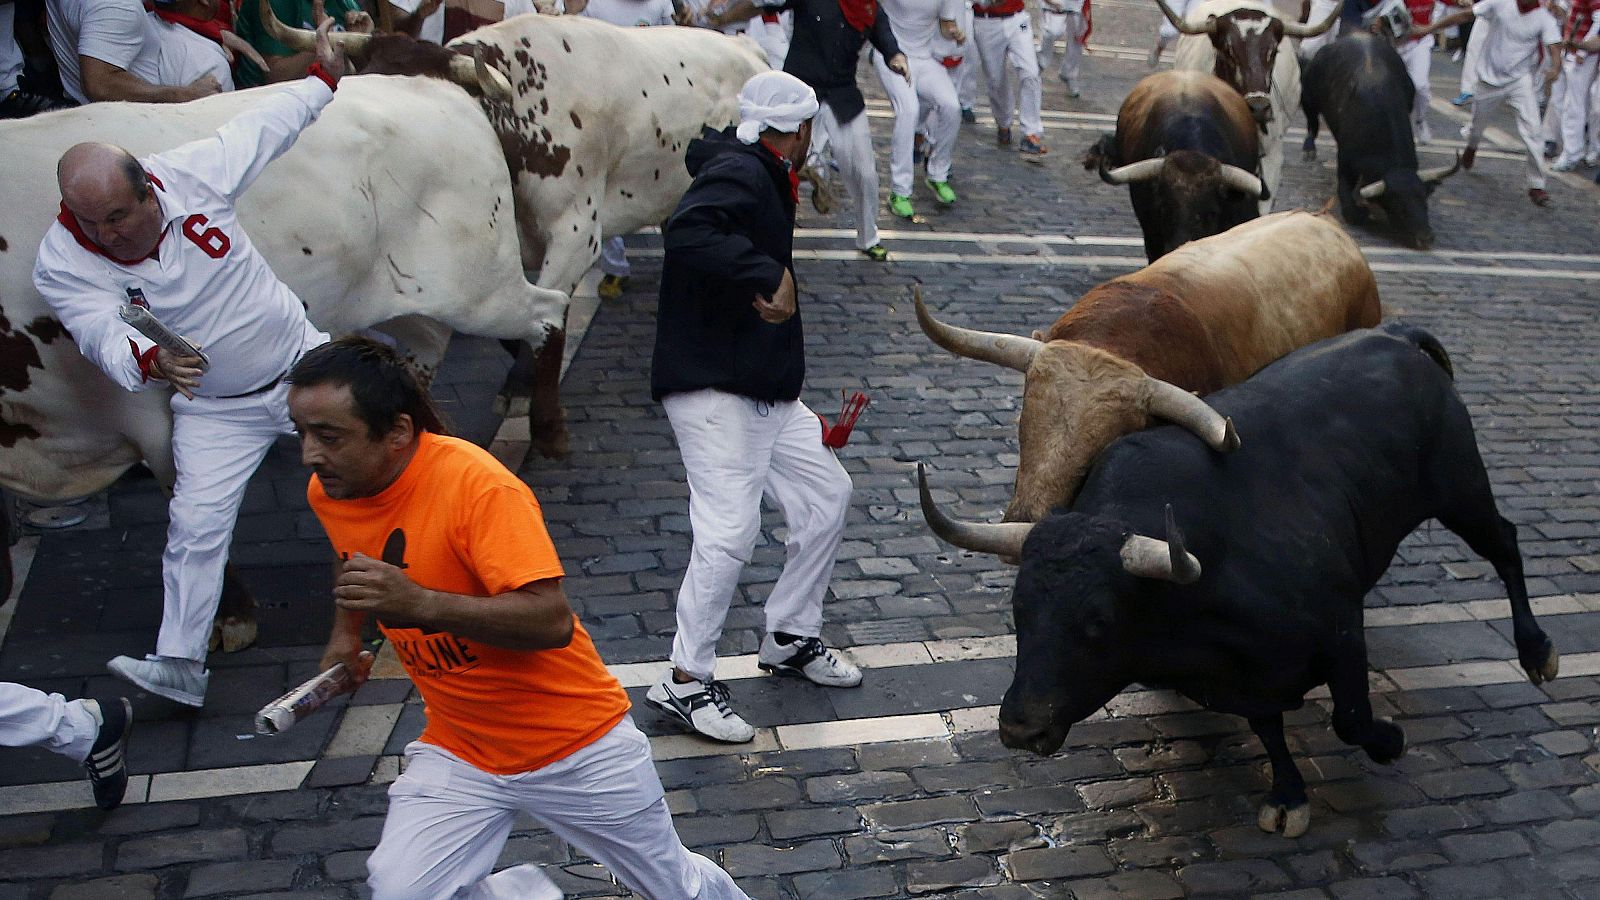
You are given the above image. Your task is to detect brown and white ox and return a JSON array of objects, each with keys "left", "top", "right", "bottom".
[
  {"left": 1160, "top": 0, "right": 1338, "bottom": 215},
  {"left": 0, "top": 75, "right": 565, "bottom": 644},
  {"left": 262, "top": 8, "right": 770, "bottom": 425},
  {"left": 916, "top": 211, "right": 1381, "bottom": 539}
]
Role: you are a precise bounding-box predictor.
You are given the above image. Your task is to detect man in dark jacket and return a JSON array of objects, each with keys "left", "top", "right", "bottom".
[
  {"left": 647, "top": 71, "right": 862, "bottom": 744},
  {"left": 715, "top": 0, "right": 908, "bottom": 261}
]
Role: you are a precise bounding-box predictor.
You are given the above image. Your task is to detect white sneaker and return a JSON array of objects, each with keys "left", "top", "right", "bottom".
[
  {"left": 758, "top": 635, "right": 863, "bottom": 687},
  {"left": 645, "top": 676, "right": 754, "bottom": 743},
  {"left": 107, "top": 655, "right": 208, "bottom": 707},
  {"left": 1415, "top": 121, "right": 1432, "bottom": 145},
  {"left": 1551, "top": 158, "right": 1581, "bottom": 172}
]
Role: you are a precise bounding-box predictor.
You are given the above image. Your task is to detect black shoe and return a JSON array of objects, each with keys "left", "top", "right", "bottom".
[
  {"left": 0, "top": 88, "right": 65, "bottom": 119},
  {"left": 84, "top": 698, "right": 132, "bottom": 810},
  {"left": 960, "top": 106, "right": 977, "bottom": 124},
  {"left": 1543, "top": 140, "right": 1559, "bottom": 160}
]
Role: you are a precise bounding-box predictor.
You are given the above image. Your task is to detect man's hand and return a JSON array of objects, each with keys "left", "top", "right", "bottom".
[
  {"left": 318, "top": 641, "right": 376, "bottom": 689},
  {"left": 939, "top": 18, "right": 965, "bottom": 42},
  {"left": 335, "top": 553, "right": 435, "bottom": 620},
  {"left": 153, "top": 348, "right": 205, "bottom": 400},
  {"left": 754, "top": 269, "right": 797, "bottom": 323},
  {"left": 184, "top": 74, "right": 223, "bottom": 100},
  {"left": 887, "top": 52, "right": 911, "bottom": 81},
  {"left": 315, "top": 16, "right": 349, "bottom": 81}
]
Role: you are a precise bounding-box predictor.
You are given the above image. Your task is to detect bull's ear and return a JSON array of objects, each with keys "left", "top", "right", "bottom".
[{"left": 1031, "top": 329, "right": 1046, "bottom": 341}]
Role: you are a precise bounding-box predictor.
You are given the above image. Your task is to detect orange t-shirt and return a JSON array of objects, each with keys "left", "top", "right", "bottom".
[{"left": 307, "top": 432, "right": 630, "bottom": 775}]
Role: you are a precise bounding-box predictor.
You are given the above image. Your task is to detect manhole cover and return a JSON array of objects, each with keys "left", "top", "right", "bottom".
[{"left": 26, "top": 506, "right": 88, "bottom": 529}]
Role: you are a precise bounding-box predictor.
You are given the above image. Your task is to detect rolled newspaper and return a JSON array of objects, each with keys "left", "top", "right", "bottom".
[
  {"left": 254, "top": 663, "right": 357, "bottom": 735},
  {"left": 118, "top": 304, "right": 210, "bottom": 372}
]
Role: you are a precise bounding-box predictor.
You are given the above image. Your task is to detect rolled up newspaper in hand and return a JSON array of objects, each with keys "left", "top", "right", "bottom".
[
  {"left": 254, "top": 663, "right": 357, "bottom": 735},
  {"left": 118, "top": 304, "right": 210, "bottom": 372}
]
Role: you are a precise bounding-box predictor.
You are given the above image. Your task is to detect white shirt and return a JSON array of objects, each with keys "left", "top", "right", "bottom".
[
  {"left": 45, "top": 0, "right": 164, "bottom": 103},
  {"left": 581, "top": 0, "right": 673, "bottom": 25},
  {"left": 34, "top": 78, "right": 333, "bottom": 397},
  {"left": 1473, "top": 0, "right": 1560, "bottom": 85},
  {"left": 1, "top": 4, "right": 23, "bottom": 94},
  {"left": 1041, "top": 0, "right": 1086, "bottom": 15},
  {"left": 153, "top": 18, "right": 234, "bottom": 92},
  {"left": 879, "top": 0, "right": 963, "bottom": 57}
]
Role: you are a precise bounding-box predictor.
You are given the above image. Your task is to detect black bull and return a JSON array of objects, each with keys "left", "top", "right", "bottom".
[
  {"left": 1301, "top": 32, "right": 1461, "bottom": 250},
  {"left": 920, "top": 323, "right": 1559, "bottom": 837}
]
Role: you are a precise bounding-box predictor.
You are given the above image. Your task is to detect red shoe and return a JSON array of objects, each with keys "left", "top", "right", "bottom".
[{"left": 1528, "top": 188, "right": 1552, "bottom": 207}]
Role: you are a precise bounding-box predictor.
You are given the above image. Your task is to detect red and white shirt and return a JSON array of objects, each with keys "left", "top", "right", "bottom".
[{"left": 34, "top": 76, "right": 333, "bottom": 398}]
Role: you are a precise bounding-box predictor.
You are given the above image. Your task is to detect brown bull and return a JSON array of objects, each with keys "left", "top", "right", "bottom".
[{"left": 917, "top": 210, "right": 1381, "bottom": 526}]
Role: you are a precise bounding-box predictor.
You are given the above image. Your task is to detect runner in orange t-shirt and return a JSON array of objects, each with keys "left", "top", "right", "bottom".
[{"left": 287, "top": 337, "right": 748, "bottom": 900}]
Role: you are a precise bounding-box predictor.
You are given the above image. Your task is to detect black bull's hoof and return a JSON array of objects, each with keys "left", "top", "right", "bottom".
[{"left": 1523, "top": 639, "right": 1560, "bottom": 685}]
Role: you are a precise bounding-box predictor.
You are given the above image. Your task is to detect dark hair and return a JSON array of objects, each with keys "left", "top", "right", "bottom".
[
  {"left": 119, "top": 153, "right": 150, "bottom": 202},
  {"left": 287, "top": 336, "right": 449, "bottom": 439}
]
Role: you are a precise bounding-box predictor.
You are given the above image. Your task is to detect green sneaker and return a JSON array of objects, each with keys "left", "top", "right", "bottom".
[
  {"left": 888, "top": 193, "right": 915, "bottom": 219},
  {"left": 860, "top": 244, "right": 890, "bottom": 262},
  {"left": 926, "top": 179, "right": 957, "bottom": 204}
]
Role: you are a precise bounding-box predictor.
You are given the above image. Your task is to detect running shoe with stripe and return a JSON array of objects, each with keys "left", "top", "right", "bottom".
[
  {"left": 83, "top": 697, "right": 133, "bottom": 810},
  {"left": 646, "top": 676, "right": 755, "bottom": 743},
  {"left": 758, "top": 635, "right": 862, "bottom": 687}
]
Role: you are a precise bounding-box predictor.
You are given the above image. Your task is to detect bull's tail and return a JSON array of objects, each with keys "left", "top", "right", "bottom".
[{"left": 1382, "top": 321, "right": 1455, "bottom": 380}]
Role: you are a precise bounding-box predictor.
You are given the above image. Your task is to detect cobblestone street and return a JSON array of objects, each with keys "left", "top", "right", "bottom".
[{"left": 2, "top": 2, "right": 1598, "bottom": 897}]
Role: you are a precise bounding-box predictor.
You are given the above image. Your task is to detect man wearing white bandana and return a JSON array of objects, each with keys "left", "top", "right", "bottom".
[{"left": 648, "top": 70, "right": 863, "bottom": 744}]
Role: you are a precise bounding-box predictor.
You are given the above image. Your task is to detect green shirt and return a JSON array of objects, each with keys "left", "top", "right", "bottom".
[{"left": 233, "top": 0, "right": 367, "bottom": 88}]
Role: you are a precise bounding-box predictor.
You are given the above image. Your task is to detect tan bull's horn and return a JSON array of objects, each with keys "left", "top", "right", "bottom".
[
  {"left": 918, "top": 463, "right": 1035, "bottom": 559},
  {"left": 914, "top": 287, "right": 1042, "bottom": 373},
  {"left": 1144, "top": 377, "right": 1241, "bottom": 452},
  {"left": 1282, "top": 0, "right": 1341, "bottom": 37},
  {"left": 1101, "top": 157, "right": 1165, "bottom": 185},
  {"left": 1216, "top": 164, "right": 1264, "bottom": 198},
  {"left": 457, "top": 47, "right": 513, "bottom": 100},
  {"left": 1153, "top": 0, "right": 1213, "bottom": 33},
  {"left": 1419, "top": 152, "right": 1462, "bottom": 184},
  {"left": 1358, "top": 179, "right": 1387, "bottom": 200},
  {"left": 1119, "top": 505, "right": 1203, "bottom": 583},
  {"left": 259, "top": 0, "right": 371, "bottom": 54}
]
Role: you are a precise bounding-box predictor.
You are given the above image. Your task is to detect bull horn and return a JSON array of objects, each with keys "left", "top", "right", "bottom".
[
  {"left": 1119, "top": 504, "right": 1203, "bottom": 583},
  {"left": 1101, "top": 157, "right": 1165, "bottom": 185},
  {"left": 1358, "top": 179, "right": 1387, "bottom": 200},
  {"left": 914, "top": 287, "right": 1042, "bottom": 373},
  {"left": 918, "top": 464, "right": 1034, "bottom": 559},
  {"left": 1153, "top": 0, "right": 1214, "bottom": 33},
  {"left": 259, "top": 0, "right": 371, "bottom": 54},
  {"left": 455, "top": 47, "right": 513, "bottom": 100},
  {"left": 1419, "top": 152, "right": 1462, "bottom": 184},
  {"left": 1282, "top": 0, "right": 1341, "bottom": 37},
  {"left": 1216, "top": 163, "right": 1264, "bottom": 198},
  {"left": 1144, "top": 377, "right": 1241, "bottom": 452}
]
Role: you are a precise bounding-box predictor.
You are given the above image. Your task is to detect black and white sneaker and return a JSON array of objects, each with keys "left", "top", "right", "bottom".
[
  {"left": 758, "top": 635, "right": 863, "bottom": 687},
  {"left": 646, "top": 676, "right": 755, "bottom": 743},
  {"left": 83, "top": 698, "right": 133, "bottom": 810}
]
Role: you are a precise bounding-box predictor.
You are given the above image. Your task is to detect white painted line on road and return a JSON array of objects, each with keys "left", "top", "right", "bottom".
[
  {"left": 776, "top": 713, "right": 949, "bottom": 751},
  {"left": 323, "top": 703, "right": 406, "bottom": 759},
  {"left": 146, "top": 761, "right": 314, "bottom": 804}
]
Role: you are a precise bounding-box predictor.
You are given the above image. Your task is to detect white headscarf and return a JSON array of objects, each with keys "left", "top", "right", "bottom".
[{"left": 734, "top": 71, "right": 819, "bottom": 144}]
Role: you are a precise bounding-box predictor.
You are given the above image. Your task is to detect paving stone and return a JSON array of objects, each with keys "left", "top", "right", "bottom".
[
  {"left": 1382, "top": 803, "right": 1485, "bottom": 837},
  {"left": 957, "top": 821, "right": 1041, "bottom": 855},
  {"left": 184, "top": 860, "right": 299, "bottom": 897},
  {"left": 695, "top": 778, "right": 801, "bottom": 813},
  {"left": 305, "top": 755, "right": 377, "bottom": 789},
  {"left": 1329, "top": 877, "right": 1421, "bottom": 900},
  {"left": 1109, "top": 835, "right": 1212, "bottom": 870},
  {"left": 860, "top": 796, "right": 979, "bottom": 830},
  {"left": 1534, "top": 817, "right": 1600, "bottom": 851},
  {"left": 1176, "top": 859, "right": 1292, "bottom": 894},
  {"left": 903, "top": 856, "right": 1000, "bottom": 894},
  {"left": 766, "top": 806, "right": 863, "bottom": 840},
  {"left": 269, "top": 817, "right": 386, "bottom": 855},
  {"left": 791, "top": 866, "right": 900, "bottom": 899},
  {"left": 1003, "top": 845, "right": 1115, "bottom": 880},
  {"left": 49, "top": 874, "right": 158, "bottom": 900},
  {"left": 1416, "top": 863, "right": 1517, "bottom": 899},
  {"left": 0, "top": 841, "right": 104, "bottom": 879},
  {"left": 912, "top": 761, "right": 1018, "bottom": 794},
  {"left": 322, "top": 850, "right": 369, "bottom": 882},
  {"left": 721, "top": 839, "right": 841, "bottom": 877},
  {"left": 856, "top": 739, "right": 960, "bottom": 771},
  {"left": 807, "top": 771, "right": 916, "bottom": 803},
  {"left": 972, "top": 786, "right": 1084, "bottom": 817},
  {"left": 674, "top": 815, "right": 761, "bottom": 849},
  {"left": 1347, "top": 838, "right": 1449, "bottom": 874},
  {"left": 1503, "top": 757, "right": 1597, "bottom": 790},
  {"left": 95, "top": 804, "right": 200, "bottom": 836},
  {"left": 1063, "top": 870, "right": 1185, "bottom": 900},
  {"left": 1076, "top": 777, "right": 1157, "bottom": 809},
  {"left": 1411, "top": 767, "right": 1512, "bottom": 799},
  {"left": 844, "top": 827, "right": 952, "bottom": 864},
  {"left": 1475, "top": 788, "right": 1576, "bottom": 824},
  {"left": 116, "top": 828, "right": 247, "bottom": 872},
  {"left": 1439, "top": 829, "right": 1533, "bottom": 863},
  {"left": 0, "top": 814, "right": 54, "bottom": 849}
]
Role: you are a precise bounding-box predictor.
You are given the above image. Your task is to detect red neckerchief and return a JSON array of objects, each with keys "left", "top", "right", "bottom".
[
  {"left": 1079, "top": 0, "right": 1092, "bottom": 44},
  {"left": 760, "top": 139, "right": 800, "bottom": 204},
  {"left": 839, "top": 0, "right": 876, "bottom": 32},
  {"left": 56, "top": 172, "right": 168, "bottom": 266},
  {"left": 144, "top": 2, "right": 227, "bottom": 44}
]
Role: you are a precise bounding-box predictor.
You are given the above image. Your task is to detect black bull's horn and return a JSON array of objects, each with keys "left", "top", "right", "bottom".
[
  {"left": 257, "top": 0, "right": 513, "bottom": 101},
  {"left": 918, "top": 465, "right": 1204, "bottom": 583}
]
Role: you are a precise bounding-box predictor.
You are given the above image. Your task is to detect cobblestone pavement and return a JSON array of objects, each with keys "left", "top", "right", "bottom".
[{"left": 3, "top": 2, "right": 1599, "bottom": 897}]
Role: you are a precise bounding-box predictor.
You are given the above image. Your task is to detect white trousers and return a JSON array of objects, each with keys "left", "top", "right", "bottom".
[
  {"left": 1297, "top": 0, "right": 1340, "bottom": 60},
  {"left": 367, "top": 718, "right": 745, "bottom": 900},
  {"left": 601, "top": 236, "right": 630, "bottom": 278},
  {"left": 1397, "top": 38, "right": 1431, "bottom": 131},
  {"left": 1555, "top": 53, "right": 1599, "bottom": 164},
  {"left": 1469, "top": 74, "right": 1547, "bottom": 189},
  {"left": 747, "top": 14, "right": 792, "bottom": 69},
  {"left": 0, "top": 682, "right": 97, "bottom": 763},
  {"left": 874, "top": 51, "right": 960, "bottom": 192},
  {"left": 812, "top": 100, "right": 881, "bottom": 249},
  {"left": 1543, "top": 66, "right": 1568, "bottom": 143},
  {"left": 972, "top": 12, "right": 1043, "bottom": 135},
  {"left": 1037, "top": 10, "right": 1085, "bottom": 85},
  {"left": 663, "top": 389, "right": 852, "bottom": 682},
  {"left": 1460, "top": 19, "right": 1488, "bottom": 95},
  {"left": 955, "top": 7, "right": 978, "bottom": 108},
  {"left": 159, "top": 376, "right": 304, "bottom": 662}
]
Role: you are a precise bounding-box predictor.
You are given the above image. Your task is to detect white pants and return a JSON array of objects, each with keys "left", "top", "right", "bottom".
[
  {"left": 747, "top": 13, "right": 792, "bottom": 69},
  {"left": 1469, "top": 74, "right": 1547, "bottom": 189},
  {"left": 0, "top": 682, "right": 97, "bottom": 763},
  {"left": 811, "top": 100, "right": 881, "bottom": 249},
  {"left": 367, "top": 718, "right": 745, "bottom": 900},
  {"left": 874, "top": 51, "right": 960, "bottom": 192},
  {"left": 1543, "top": 66, "right": 1567, "bottom": 143},
  {"left": 1037, "top": 10, "right": 1085, "bottom": 85},
  {"left": 1297, "top": 0, "right": 1340, "bottom": 60},
  {"left": 1397, "top": 38, "right": 1431, "bottom": 132},
  {"left": 972, "top": 12, "right": 1043, "bottom": 135},
  {"left": 159, "top": 371, "right": 310, "bottom": 663},
  {"left": 601, "top": 236, "right": 630, "bottom": 278},
  {"left": 955, "top": 7, "right": 978, "bottom": 108},
  {"left": 1460, "top": 19, "right": 1488, "bottom": 95},
  {"left": 1555, "top": 53, "right": 1599, "bottom": 164},
  {"left": 663, "top": 389, "right": 852, "bottom": 682}
]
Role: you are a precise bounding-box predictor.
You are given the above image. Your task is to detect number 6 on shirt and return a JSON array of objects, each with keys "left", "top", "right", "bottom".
[{"left": 182, "top": 214, "right": 231, "bottom": 259}]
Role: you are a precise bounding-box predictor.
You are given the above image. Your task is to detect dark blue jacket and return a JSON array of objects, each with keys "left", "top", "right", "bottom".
[{"left": 651, "top": 127, "right": 804, "bottom": 403}]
